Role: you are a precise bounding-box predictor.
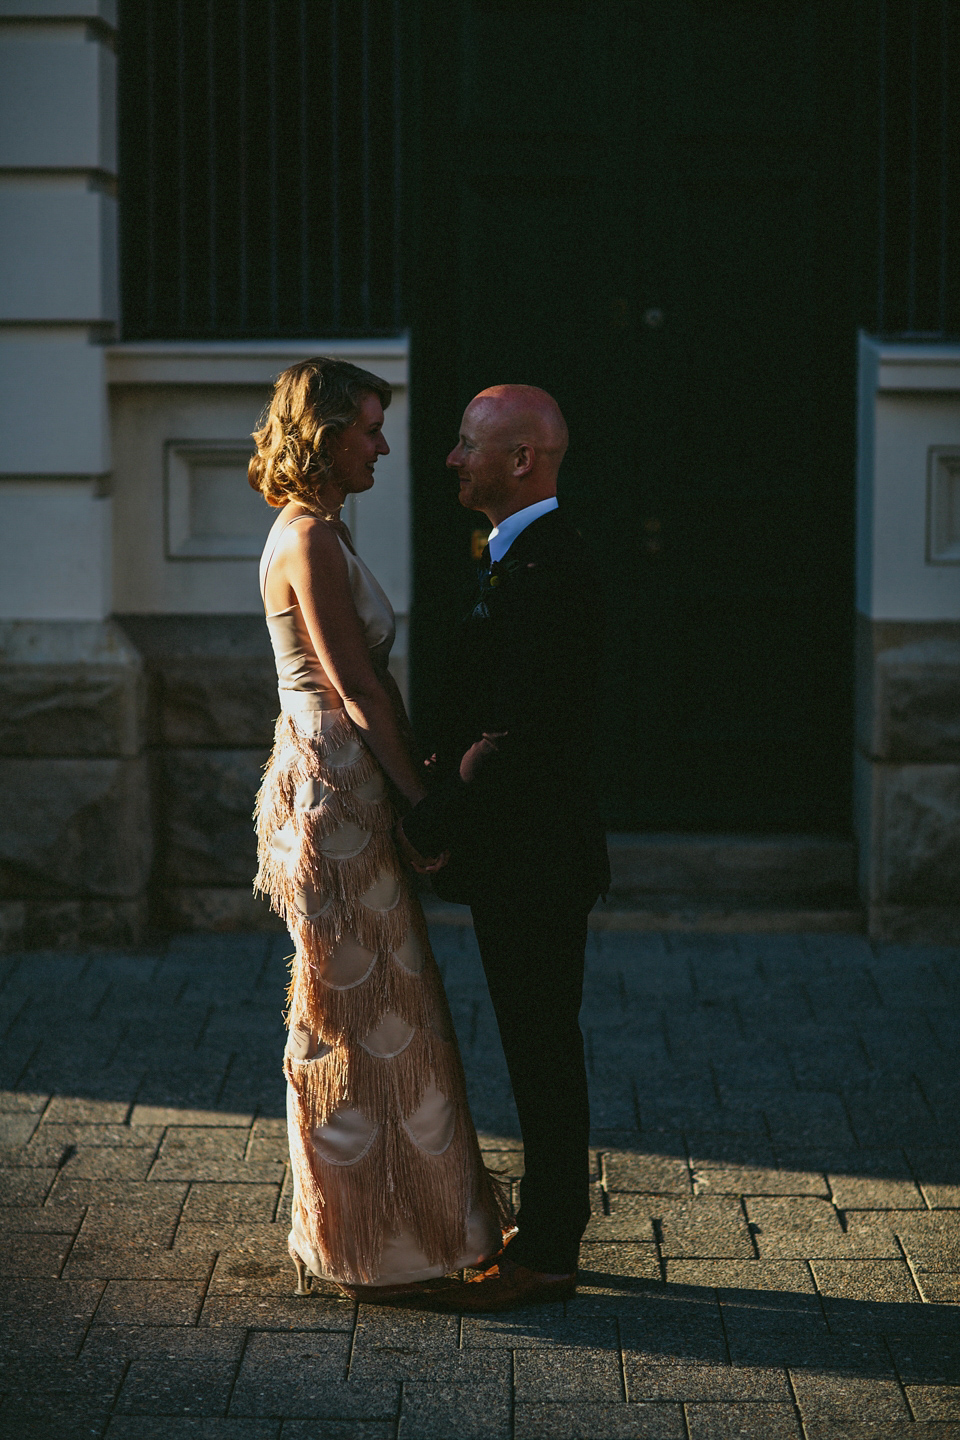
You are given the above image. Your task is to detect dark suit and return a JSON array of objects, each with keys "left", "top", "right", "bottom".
[{"left": 406, "top": 507, "right": 608, "bottom": 1272}]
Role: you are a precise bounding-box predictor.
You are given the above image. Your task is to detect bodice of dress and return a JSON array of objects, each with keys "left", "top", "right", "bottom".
[{"left": 260, "top": 513, "right": 395, "bottom": 699}]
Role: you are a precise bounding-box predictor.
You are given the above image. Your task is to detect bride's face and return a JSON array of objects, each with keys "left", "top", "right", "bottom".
[{"left": 326, "top": 392, "right": 390, "bottom": 496}]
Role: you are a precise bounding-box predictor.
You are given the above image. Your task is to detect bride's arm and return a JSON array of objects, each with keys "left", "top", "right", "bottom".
[{"left": 283, "top": 520, "right": 427, "bottom": 807}]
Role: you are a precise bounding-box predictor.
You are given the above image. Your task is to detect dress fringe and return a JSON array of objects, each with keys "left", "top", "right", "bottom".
[{"left": 255, "top": 701, "right": 507, "bottom": 1285}]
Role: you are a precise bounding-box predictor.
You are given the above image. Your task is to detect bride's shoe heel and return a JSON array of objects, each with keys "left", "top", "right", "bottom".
[{"left": 288, "top": 1240, "right": 312, "bottom": 1295}]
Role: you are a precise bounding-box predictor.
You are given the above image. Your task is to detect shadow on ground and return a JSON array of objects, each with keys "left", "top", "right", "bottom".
[{"left": 1, "top": 927, "right": 959, "bottom": 1437}]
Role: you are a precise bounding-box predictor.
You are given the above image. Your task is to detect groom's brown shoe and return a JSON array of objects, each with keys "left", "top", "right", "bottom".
[{"left": 422, "top": 1258, "right": 577, "bottom": 1312}]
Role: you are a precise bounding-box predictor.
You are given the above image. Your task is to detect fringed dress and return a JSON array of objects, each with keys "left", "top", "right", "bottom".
[{"left": 254, "top": 512, "right": 505, "bottom": 1287}]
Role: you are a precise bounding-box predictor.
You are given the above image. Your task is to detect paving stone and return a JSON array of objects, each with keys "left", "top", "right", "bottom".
[
  {"left": 229, "top": 1332, "right": 396, "bottom": 1419},
  {"left": 514, "top": 1403, "right": 685, "bottom": 1439},
  {"left": 583, "top": 1192, "right": 655, "bottom": 1242},
  {"left": 922, "top": 1185, "right": 960, "bottom": 1208},
  {"left": 685, "top": 1402, "right": 801, "bottom": 1438},
  {"left": 728, "top": 1330, "right": 891, "bottom": 1373},
  {"left": 747, "top": 1197, "right": 897, "bottom": 1259},
  {"left": 892, "top": 1212, "right": 960, "bottom": 1268},
  {"left": 0, "top": 1112, "right": 41, "bottom": 1146},
  {"left": 578, "top": 1242, "right": 662, "bottom": 1292},
  {"left": 107, "top": 1424, "right": 280, "bottom": 1440},
  {"left": 44, "top": 1097, "right": 130, "bottom": 1125},
  {"left": 59, "top": 1145, "right": 157, "bottom": 1181},
  {"left": 0, "top": 1090, "right": 48, "bottom": 1113},
  {"left": 649, "top": 1197, "right": 755, "bottom": 1259},
  {"left": 283, "top": 1422, "right": 391, "bottom": 1434},
  {"left": 130, "top": 1106, "right": 253, "bottom": 1128},
  {"left": 0, "top": 1389, "right": 121, "bottom": 1439},
  {"left": 94, "top": 1278, "right": 206, "bottom": 1326},
  {"left": 182, "top": 1183, "right": 281, "bottom": 1224},
  {"left": 0, "top": 1231, "right": 72, "bottom": 1276},
  {"left": 350, "top": 1303, "right": 457, "bottom": 1353},
  {"left": 624, "top": 1360, "right": 790, "bottom": 1402},
  {"left": 811, "top": 1258, "right": 920, "bottom": 1307},
  {"left": 789, "top": 1371, "right": 911, "bottom": 1428},
  {"left": 199, "top": 1291, "right": 354, "bottom": 1329},
  {"left": 0, "top": 1203, "right": 83, "bottom": 1233},
  {"left": 282, "top": 1425, "right": 391, "bottom": 1440},
  {"left": 601, "top": 1151, "right": 692, "bottom": 1195},
  {"left": 666, "top": 1260, "right": 816, "bottom": 1293},
  {"left": 81, "top": 1324, "right": 246, "bottom": 1364},
  {"left": 206, "top": 1240, "right": 293, "bottom": 1296},
  {"left": 620, "top": 1324, "right": 728, "bottom": 1369},
  {"left": 916, "top": 1274, "right": 960, "bottom": 1304},
  {"left": 151, "top": 1128, "right": 283, "bottom": 1184},
  {"left": 907, "top": 1386, "right": 960, "bottom": 1420},
  {"left": 399, "top": 1383, "right": 509, "bottom": 1438},
  {"left": 693, "top": 1165, "right": 828, "bottom": 1197},
  {"left": 686, "top": 1132, "right": 777, "bottom": 1168},
  {"left": 0, "top": 1166, "right": 54, "bottom": 1204},
  {"left": 246, "top": 1124, "right": 288, "bottom": 1168},
  {"left": 462, "top": 1314, "right": 620, "bottom": 1350},
  {"left": 514, "top": 1345, "right": 624, "bottom": 1402},
  {"left": 27, "top": 1121, "right": 165, "bottom": 1160},
  {"left": 115, "top": 1358, "right": 238, "bottom": 1416},
  {"left": 888, "top": 1337, "right": 960, "bottom": 1384},
  {"left": 64, "top": 1240, "right": 215, "bottom": 1281},
  {"left": 828, "top": 1172, "right": 925, "bottom": 1209}
]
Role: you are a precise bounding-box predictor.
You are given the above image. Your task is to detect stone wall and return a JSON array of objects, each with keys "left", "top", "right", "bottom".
[
  {"left": 117, "top": 616, "right": 283, "bottom": 935},
  {"left": 855, "top": 617, "right": 960, "bottom": 941},
  {"left": 0, "top": 619, "right": 152, "bottom": 947},
  {"left": 0, "top": 616, "right": 287, "bottom": 948}
]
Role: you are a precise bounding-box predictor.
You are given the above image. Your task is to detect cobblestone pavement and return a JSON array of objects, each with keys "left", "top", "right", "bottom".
[{"left": 1, "top": 927, "right": 960, "bottom": 1439}]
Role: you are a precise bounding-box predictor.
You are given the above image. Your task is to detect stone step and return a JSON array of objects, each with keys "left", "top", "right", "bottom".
[
  {"left": 606, "top": 832, "right": 857, "bottom": 904},
  {"left": 421, "top": 833, "right": 864, "bottom": 934},
  {"left": 422, "top": 898, "right": 864, "bottom": 934}
]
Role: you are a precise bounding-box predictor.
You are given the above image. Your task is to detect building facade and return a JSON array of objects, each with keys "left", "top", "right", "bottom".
[{"left": 0, "top": 0, "right": 958, "bottom": 944}]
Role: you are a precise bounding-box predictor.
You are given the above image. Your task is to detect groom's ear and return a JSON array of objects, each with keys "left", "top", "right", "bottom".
[{"left": 512, "top": 443, "right": 535, "bottom": 479}]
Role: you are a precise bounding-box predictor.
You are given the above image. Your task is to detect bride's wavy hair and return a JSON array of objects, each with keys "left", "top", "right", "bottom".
[{"left": 248, "top": 357, "right": 392, "bottom": 509}]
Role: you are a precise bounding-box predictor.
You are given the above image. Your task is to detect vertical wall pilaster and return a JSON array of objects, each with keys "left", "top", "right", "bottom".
[
  {"left": 0, "top": 1, "right": 151, "bottom": 947},
  {"left": 854, "top": 336, "right": 960, "bottom": 942}
]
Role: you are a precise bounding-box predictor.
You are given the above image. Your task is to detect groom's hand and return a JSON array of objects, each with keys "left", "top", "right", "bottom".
[
  {"left": 395, "top": 818, "right": 449, "bottom": 874},
  {"left": 459, "top": 731, "right": 507, "bottom": 784}
]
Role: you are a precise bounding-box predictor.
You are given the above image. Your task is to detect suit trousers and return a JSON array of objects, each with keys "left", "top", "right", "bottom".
[{"left": 470, "top": 883, "right": 593, "bottom": 1274}]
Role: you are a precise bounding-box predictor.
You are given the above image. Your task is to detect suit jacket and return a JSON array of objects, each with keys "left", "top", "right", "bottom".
[{"left": 406, "top": 507, "right": 609, "bottom": 906}]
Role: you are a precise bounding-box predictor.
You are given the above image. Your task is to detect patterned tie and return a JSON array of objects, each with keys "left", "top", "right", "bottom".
[{"left": 472, "top": 545, "right": 496, "bottom": 619}]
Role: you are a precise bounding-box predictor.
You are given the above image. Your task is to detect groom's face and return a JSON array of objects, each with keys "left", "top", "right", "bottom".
[{"left": 447, "top": 401, "right": 516, "bottom": 518}]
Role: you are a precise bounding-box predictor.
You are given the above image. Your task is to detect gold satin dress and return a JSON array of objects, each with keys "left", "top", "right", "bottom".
[{"left": 254, "top": 513, "right": 504, "bottom": 1287}]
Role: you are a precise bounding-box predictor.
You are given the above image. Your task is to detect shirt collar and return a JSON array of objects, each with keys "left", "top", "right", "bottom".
[{"left": 487, "top": 497, "right": 559, "bottom": 563}]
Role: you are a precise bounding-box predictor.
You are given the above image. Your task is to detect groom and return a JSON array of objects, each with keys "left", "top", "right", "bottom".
[{"left": 402, "top": 385, "right": 609, "bottom": 1309}]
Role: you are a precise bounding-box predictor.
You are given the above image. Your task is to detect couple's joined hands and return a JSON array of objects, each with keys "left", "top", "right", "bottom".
[
  {"left": 395, "top": 822, "right": 449, "bottom": 875},
  {"left": 396, "top": 730, "right": 508, "bottom": 874}
]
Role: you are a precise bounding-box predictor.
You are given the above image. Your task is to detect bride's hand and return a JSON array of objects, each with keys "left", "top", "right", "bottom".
[{"left": 395, "top": 820, "right": 449, "bottom": 874}]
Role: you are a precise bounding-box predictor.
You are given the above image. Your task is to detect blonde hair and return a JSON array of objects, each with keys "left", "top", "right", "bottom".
[{"left": 248, "top": 357, "right": 392, "bottom": 509}]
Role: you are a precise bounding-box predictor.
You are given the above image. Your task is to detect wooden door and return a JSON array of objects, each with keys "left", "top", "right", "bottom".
[{"left": 410, "top": 0, "right": 859, "bottom": 833}]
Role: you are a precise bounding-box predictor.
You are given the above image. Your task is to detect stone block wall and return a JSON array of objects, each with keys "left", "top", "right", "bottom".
[
  {"left": 855, "top": 617, "right": 960, "bottom": 941},
  {"left": 117, "top": 615, "right": 284, "bottom": 935},
  {"left": 0, "top": 619, "right": 152, "bottom": 947}
]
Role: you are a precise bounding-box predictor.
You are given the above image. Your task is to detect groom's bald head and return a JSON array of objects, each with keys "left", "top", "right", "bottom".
[
  {"left": 448, "top": 384, "right": 569, "bottom": 525},
  {"left": 467, "top": 385, "right": 569, "bottom": 468}
]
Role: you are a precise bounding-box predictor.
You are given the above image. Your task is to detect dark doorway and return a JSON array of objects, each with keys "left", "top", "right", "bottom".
[{"left": 409, "top": 0, "right": 860, "bottom": 834}]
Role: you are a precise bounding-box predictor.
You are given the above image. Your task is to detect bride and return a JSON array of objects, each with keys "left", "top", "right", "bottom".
[{"left": 250, "top": 357, "right": 507, "bottom": 1298}]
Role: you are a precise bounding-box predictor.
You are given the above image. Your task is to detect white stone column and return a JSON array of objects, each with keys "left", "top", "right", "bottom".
[
  {"left": 0, "top": 1, "right": 150, "bottom": 947},
  {"left": 854, "top": 336, "right": 960, "bottom": 942},
  {"left": 0, "top": 0, "right": 116, "bottom": 617}
]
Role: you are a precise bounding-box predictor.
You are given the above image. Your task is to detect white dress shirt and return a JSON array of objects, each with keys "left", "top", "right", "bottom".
[{"left": 487, "top": 496, "right": 559, "bottom": 563}]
